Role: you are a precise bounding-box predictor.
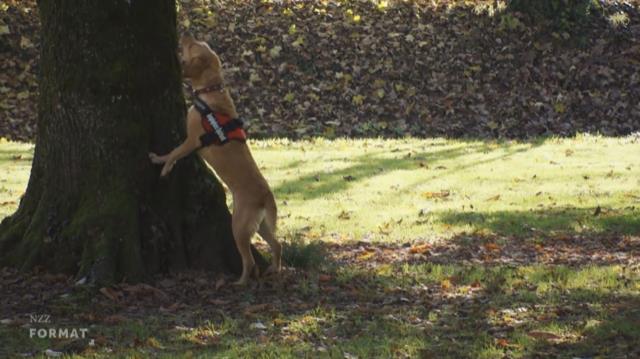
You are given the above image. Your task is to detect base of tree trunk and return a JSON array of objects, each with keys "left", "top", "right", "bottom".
[{"left": 0, "top": 156, "right": 267, "bottom": 285}]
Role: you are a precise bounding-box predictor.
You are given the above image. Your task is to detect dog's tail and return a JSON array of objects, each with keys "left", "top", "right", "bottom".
[{"left": 262, "top": 191, "right": 277, "bottom": 234}]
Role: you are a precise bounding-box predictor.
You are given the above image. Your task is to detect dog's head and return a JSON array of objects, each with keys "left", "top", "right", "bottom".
[{"left": 179, "top": 34, "right": 222, "bottom": 80}]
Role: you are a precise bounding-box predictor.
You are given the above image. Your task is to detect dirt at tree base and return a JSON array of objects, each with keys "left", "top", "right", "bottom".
[{"left": 1, "top": 0, "right": 639, "bottom": 141}]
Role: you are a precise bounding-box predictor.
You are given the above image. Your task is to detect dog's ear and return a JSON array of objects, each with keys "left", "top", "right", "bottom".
[{"left": 185, "top": 53, "right": 208, "bottom": 76}]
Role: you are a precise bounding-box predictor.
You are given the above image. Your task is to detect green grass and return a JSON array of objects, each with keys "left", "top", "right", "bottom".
[
  {"left": 252, "top": 135, "right": 640, "bottom": 241},
  {"left": 0, "top": 139, "right": 33, "bottom": 219},
  {"left": 1, "top": 135, "right": 639, "bottom": 358},
  {"left": 2, "top": 135, "right": 639, "bottom": 240}
]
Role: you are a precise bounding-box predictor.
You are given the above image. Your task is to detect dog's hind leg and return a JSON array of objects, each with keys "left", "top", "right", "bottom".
[
  {"left": 231, "top": 205, "right": 262, "bottom": 286},
  {"left": 258, "top": 192, "right": 281, "bottom": 275}
]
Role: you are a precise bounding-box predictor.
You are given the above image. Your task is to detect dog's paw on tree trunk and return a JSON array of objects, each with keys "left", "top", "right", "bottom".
[{"left": 0, "top": 0, "right": 265, "bottom": 285}]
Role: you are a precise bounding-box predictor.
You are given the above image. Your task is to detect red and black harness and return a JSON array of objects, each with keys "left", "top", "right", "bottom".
[{"left": 185, "top": 83, "right": 247, "bottom": 147}]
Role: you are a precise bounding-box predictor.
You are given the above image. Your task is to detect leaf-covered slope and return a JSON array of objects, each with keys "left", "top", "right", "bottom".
[{"left": 1, "top": 0, "right": 639, "bottom": 140}]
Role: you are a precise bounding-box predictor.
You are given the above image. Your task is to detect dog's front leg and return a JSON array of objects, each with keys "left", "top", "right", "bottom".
[
  {"left": 149, "top": 152, "right": 169, "bottom": 164},
  {"left": 149, "top": 139, "right": 199, "bottom": 177}
]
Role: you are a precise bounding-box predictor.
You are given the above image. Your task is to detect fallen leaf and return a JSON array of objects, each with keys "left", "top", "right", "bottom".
[
  {"left": 496, "top": 338, "right": 509, "bottom": 347},
  {"left": 99, "top": 287, "right": 122, "bottom": 301},
  {"left": 284, "top": 92, "right": 295, "bottom": 102},
  {"left": 338, "top": 210, "right": 351, "bottom": 220},
  {"left": 20, "top": 36, "right": 34, "bottom": 48},
  {"left": 44, "top": 349, "right": 63, "bottom": 357},
  {"left": 146, "top": 337, "right": 164, "bottom": 349},
  {"left": 440, "top": 279, "right": 452, "bottom": 290},
  {"left": 484, "top": 243, "right": 501, "bottom": 252},
  {"left": 528, "top": 330, "right": 562, "bottom": 340},
  {"left": 244, "top": 303, "right": 270, "bottom": 315},
  {"left": 421, "top": 190, "right": 450, "bottom": 199},
  {"left": 352, "top": 95, "right": 365, "bottom": 106},
  {"left": 409, "top": 243, "right": 431, "bottom": 254},
  {"left": 357, "top": 250, "right": 376, "bottom": 261},
  {"left": 175, "top": 325, "right": 194, "bottom": 331},
  {"left": 269, "top": 45, "right": 282, "bottom": 58}
]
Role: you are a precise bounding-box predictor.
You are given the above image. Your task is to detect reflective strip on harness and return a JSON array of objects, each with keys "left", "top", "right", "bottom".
[{"left": 205, "top": 113, "right": 227, "bottom": 142}]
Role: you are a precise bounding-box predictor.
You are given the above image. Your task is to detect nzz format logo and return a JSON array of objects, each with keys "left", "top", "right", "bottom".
[
  {"left": 29, "top": 314, "right": 51, "bottom": 324},
  {"left": 27, "top": 314, "right": 89, "bottom": 339}
]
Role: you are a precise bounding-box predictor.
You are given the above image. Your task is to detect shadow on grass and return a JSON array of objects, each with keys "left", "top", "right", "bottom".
[
  {"left": 271, "top": 216, "right": 639, "bottom": 356},
  {"left": 439, "top": 207, "right": 640, "bottom": 237},
  {"left": 417, "top": 285, "right": 640, "bottom": 358},
  {"left": 273, "top": 141, "right": 538, "bottom": 200},
  {"left": 553, "top": 294, "right": 640, "bottom": 358},
  {"left": 284, "top": 235, "right": 639, "bottom": 357}
]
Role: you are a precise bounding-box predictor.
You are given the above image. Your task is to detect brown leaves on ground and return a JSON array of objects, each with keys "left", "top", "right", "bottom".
[
  {"left": 2, "top": 1, "right": 640, "bottom": 141},
  {"left": 99, "top": 283, "right": 168, "bottom": 303},
  {"left": 0, "top": 231, "right": 639, "bottom": 356},
  {"left": 323, "top": 233, "right": 640, "bottom": 268},
  {"left": 0, "top": 0, "right": 39, "bottom": 141}
]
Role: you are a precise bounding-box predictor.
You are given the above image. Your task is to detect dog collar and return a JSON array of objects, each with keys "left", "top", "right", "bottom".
[{"left": 191, "top": 83, "right": 225, "bottom": 95}]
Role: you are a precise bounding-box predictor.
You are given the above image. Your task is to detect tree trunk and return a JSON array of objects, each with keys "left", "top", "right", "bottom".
[{"left": 0, "top": 0, "right": 262, "bottom": 284}]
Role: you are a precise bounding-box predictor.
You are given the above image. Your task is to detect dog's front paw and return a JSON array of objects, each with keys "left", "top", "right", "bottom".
[{"left": 149, "top": 152, "right": 166, "bottom": 164}]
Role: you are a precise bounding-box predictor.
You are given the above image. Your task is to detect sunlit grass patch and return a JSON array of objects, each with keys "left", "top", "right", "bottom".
[
  {"left": 0, "top": 140, "right": 33, "bottom": 218},
  {"left": 177, "top": 321, "right": 220, "bottom": 347},
  {"left": 250, "top": 136, "right": 640, "bottom": 242}
]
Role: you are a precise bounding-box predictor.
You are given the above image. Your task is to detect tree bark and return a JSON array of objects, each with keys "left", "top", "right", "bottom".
[{"left": 0, "top": 0, "right": 261, "bottom": 284}]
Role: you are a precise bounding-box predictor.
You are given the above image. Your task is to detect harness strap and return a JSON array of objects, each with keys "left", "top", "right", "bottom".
[
  {"left": 190, "top": 94, "right": 245, "bottom": 147},
  {"left": 199, "top": 118, "right": 245, "bottom": 146},
  {"left": 192, "top": 96, "right": 211, "bottom": 117}
]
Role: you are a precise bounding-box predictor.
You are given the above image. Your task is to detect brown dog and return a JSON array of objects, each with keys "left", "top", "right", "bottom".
[{"left": 149, "top": 34, "right": 281, "bottom": 285}]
